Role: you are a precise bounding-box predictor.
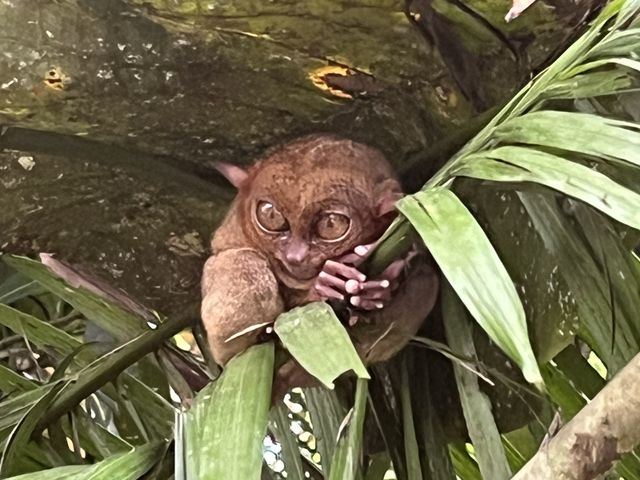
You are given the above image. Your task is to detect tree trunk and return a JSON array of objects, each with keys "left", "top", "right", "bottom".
[{"left": 513, "top": 352, "right": 640, "bottom": 480}]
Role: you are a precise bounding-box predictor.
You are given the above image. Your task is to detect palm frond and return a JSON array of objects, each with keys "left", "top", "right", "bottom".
[
  {"left": 4, "top": 442, "right": 164, "bottom": 480},
  {"left": 327, "top": 378, "right": 367, "bottom": 480},
  {"left": 442, "top": 284, "right": 512, "bottom": 480},
  {"left": 398, "top": 188, "right": 541, "bottom": 384}
]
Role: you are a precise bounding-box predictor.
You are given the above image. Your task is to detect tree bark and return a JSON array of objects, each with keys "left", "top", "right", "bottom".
[
  {"left": 0, "top": 0, "right": 602, "bottom": 315},
  {"left": 513, "top": 352, "right": 640, "bottom": 480}
]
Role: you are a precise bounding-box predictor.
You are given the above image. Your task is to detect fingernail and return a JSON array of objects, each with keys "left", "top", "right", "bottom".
[
  {"left": 345, "top": 279, "right": 359, "bottom": 294},
  {"left": 375, "top": 302, "right": 384, "bottom": 309},
  {"left": 319, "top": 271, "right": 328, "bottom": 278},
  {"left": 358, "top": 274, "right": 367, "bottom": 282},
  {"left": 380, "top": 280, "right": 390, "bottom": 288},
  {"left": 355, "top": 245, "right": 369, "bottom": 256},
  {"left": 350, "top": 296, "right": 361, "bottom": 307}
]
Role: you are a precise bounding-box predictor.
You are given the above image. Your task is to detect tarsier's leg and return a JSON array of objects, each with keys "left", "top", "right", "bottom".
[
  {"left": 201, "top": 248, "right": 284, "bottom": 367},
  {"left": 272, "top": 359, "right": 318, "bottom": 402}
]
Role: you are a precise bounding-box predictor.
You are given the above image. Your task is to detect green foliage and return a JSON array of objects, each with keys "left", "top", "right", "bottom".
[
  {"left": 274, "top": 303, "right": 369, "bottom": 388},
  {"left": 270, "top": 405, "right": 306, "bottom": 479},
  {"left": 442, "top": 284, "right": 511, "bottom": 480},
  {"left": 398, "top": 188, "right": 541, "bottom": 385},
  {"left": 4, "top": 442, "right": 165, "bottom": 480},
  {"left": 0, "top": 256, "right": 191, "bottom": 477},
  {"left": 304, "top": 387, "right": 345, "bottom": 477},
  {"left": 327, "top": 379, "right": 368, "bottom": 480},
  {"left": 185, "top": 344, "right": 274, "bottom": 480},
  {"left": 385, "top": 0, "right": 640, "bottom": 394}
]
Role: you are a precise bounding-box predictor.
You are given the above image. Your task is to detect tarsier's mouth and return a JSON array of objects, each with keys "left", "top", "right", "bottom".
[{"left": 277, "top": 261, "right": 319, "bottom": 283}]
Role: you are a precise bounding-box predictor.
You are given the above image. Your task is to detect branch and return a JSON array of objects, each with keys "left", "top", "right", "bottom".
[
  {"left": 0, "top": 126, "right": 231, "bottom": 195},
  {"left": 513, "top": 352, "right": 640, "bottom": 480}
]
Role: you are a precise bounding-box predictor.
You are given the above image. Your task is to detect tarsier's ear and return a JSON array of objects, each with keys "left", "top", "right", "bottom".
[
  {"left": 375, "top": 180, "right": 404, "bottom": 217},
  {"left": 376, "top": 191, "right": 404, "bottom": 217},
  {"left": 214, "top": 162, "right": 249, "bottom": 189}
]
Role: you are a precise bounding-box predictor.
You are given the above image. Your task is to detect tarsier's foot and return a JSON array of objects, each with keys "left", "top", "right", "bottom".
[{"left": 311, "top": 241, "right": 413, "bottom": 312}]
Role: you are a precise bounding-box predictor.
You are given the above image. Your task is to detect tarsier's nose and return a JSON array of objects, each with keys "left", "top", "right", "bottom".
[{"left": 285, "top": 239, "right": 309, "bottom": 264}]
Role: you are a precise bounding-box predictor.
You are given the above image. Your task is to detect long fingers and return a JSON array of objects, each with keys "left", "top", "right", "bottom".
[
  {"left": 315, "top": 284, "right": 345, "bottom": 301},
  {"left": 350, "top": 295, "right": 383, "bottom": 310},
  {"left": 318, "top": 271, "right": 346, "bottom": 291},
  {"left": 313, "top": 243, "right": 412, "bottom": 307},
  {"left": 380, "top": 259, "right": 406, "bottom": 284},
  {"left": 338, "top": 239, "right": 381, "bottom": 267},
  {"left": 349, "top": 281, "right": 393, "bottom": 310},
  {"left": 310, "top": 261, "right": 366, "bottom": 303},
  {"left": 323, "top": 260, "right": 366, "bottom": 282},
  {"left": 346, "top": 279, "right": 391, "bottom": 294}
]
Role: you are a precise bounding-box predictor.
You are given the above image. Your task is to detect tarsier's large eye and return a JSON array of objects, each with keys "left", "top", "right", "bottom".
[
  {"left": 316, "top": 212, "right": 351, "bottom": 241},
  {"left": 255, "top": 201, "right": 289, "bottom": 233}
]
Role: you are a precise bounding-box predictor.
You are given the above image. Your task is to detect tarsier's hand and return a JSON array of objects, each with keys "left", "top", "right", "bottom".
[{"left": 311, "top": 241, "right": 413, "bottom": 311}]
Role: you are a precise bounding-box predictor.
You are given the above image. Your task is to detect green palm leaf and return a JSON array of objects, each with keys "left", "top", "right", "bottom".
[
  {"left": 4, "top": 442, "right": 164, "bottom": 480},
  {"left": 443, "top": 285, "right": 511, "bottom": 480},
  {"left": 398, "top": 188, "right": 542, "bottom": 385},
  {"left": 492, "top": 111, "right": 640, "bottom": 168},
  {"left": 456, "top": 147, "right": 640, "bottom": 229},
  {"left": 185, "top": 344, "right": 274, "bottom": 480},
  {"left": 328, "top": 378, "right": 368, "bottom": 480},
  {"left": 274, "top": 303, "right": 369, "bottom": 389}
]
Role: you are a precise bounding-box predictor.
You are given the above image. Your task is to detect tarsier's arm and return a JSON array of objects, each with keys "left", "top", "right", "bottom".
[{"left": 201, "top": 248, "right": 284, "bottom": 367}]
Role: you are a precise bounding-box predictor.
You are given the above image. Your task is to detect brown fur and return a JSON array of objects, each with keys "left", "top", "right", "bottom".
[
  {"left": 201, "top": 249, "right": 283, "bottom": 366},
  {"left": 201, "top": 135, "right": 438, "bottom": 387},
  {"left": 210, "top": 134, "right": 402, "bottom": 294}
]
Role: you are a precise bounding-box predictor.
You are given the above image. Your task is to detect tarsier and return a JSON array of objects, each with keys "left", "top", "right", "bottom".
[{"left": 201, "top": 135, "right": 439, "bottom": 394}]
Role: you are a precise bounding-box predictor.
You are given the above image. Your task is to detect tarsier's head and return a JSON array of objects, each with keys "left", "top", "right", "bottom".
[{"left": 217, "top": 135, "right": 402, "bottom": 289}]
